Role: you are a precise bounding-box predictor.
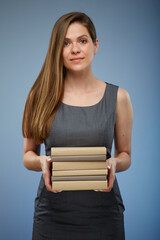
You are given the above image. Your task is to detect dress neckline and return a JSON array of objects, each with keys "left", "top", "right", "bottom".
[{"left": 61, "top": 82, "right": 108, "bottom": 109}]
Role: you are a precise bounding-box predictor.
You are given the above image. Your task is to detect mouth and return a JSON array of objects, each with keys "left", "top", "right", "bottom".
[{"left": 70, "top": 57, "right": 84, "bottom": 62}]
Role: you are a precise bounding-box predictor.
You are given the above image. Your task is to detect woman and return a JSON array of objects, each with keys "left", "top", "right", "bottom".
[{"left": 22, "top": 12, "right": 133, "bottom": 240}]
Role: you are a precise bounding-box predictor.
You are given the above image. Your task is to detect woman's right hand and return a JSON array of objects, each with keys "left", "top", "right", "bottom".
[{"left": 40, "top": 156, "right": 62, "bottom": 193}]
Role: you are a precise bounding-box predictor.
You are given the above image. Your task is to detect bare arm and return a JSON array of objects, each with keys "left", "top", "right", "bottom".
[
  {"left": 114, "top": 87, "right": 133, "bottom": 172},
  {"left": 97, "top": 87, "right": 133, "bottom": 192},
  {"left": 23, "top": 137, "right": 42, "bottom": 171},
  {"left": 106, "top": 88, "right": 133, "bottom": 190},
  {"left": 23, "top": 137, "right": 60, "bottom": 193}
]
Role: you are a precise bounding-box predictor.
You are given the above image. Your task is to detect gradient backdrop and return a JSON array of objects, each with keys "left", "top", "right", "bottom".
[{"left": 0, "top": 0, "right": 160, "bottom": 239}]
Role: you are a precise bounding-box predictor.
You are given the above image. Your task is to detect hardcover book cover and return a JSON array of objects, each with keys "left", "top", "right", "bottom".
[{"left": 51, "top": 146, "right": 108, "bottom": 191}]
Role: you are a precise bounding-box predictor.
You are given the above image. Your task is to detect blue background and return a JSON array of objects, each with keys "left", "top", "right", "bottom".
[{"left": 0, "top": 0, "right": 160, "bottom": 239}]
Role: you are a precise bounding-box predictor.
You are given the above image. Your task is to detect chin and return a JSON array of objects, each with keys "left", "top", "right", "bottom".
[{"left": 66, "top": 64, "right": 90, "bottom": 73}]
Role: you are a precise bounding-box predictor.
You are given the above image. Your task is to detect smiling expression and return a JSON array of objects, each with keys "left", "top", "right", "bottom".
[{"left": 62, "top": 22, "right": 98, "bottom": 74}]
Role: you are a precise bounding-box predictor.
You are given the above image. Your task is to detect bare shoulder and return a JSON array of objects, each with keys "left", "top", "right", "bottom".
[
  {"left": 116, "top": 87, "right": 133, "bottom": 117},
  {"left": 117, "top": 87, "right": 131, "bottom": 104}
]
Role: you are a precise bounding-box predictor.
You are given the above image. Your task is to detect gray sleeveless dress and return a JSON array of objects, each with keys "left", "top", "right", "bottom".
[{"left": 32, "top": 82, "right": 125, "bottom": 240}]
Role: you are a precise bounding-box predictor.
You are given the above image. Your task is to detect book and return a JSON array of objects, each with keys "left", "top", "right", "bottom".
[
  {"left": 51, "top": 146, "right": 108, "bottom": 191},
  {"left": 51, "top": 154, "right": 106, "bottom": 162},
  {"left": 51, "top": 175, "right": 107, "bottom": 181},
  {"left": 52, "top": 180, "right": 108, "bottom": 191},
  {"left": 51, "top": 146, "right": 107, "bottom": 156},
  {"left": 52, "top": 160, "right": 108, "bottom": 171},
  {"left": 52, "top": 169, "right": 108, "bottom": 176}
]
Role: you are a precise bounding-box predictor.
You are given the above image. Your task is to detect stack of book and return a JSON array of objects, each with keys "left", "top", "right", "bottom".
[{"left": 51, "top": 146, "right": 108, "bottom": 191}]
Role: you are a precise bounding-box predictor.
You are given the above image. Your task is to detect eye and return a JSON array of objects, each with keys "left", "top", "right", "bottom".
[
  {"left": 80, "top": 39, "right": 87, "bottom": 44},
  {"left": 64, "top": 41, "right": 69, "bottom": 46}
]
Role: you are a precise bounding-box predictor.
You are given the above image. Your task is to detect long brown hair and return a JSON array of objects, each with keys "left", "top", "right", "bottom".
[{"left": 22, "top": 12, "right": 97, "bottom": 144}]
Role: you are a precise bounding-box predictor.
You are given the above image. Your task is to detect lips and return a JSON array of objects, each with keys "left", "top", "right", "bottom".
[{"left": 70, "top": 57, "right": 84, "bottom": 61}]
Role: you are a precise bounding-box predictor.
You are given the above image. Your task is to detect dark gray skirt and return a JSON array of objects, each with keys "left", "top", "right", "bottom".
[{"left": 32, "top": 176, "right": 125, "bottom": 240}]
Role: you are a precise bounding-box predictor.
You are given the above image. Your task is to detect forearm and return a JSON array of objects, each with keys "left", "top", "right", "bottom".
[
  {"left": 23, "top": 150, "right": 42, "bottom": 172},
  {"left": 114, "top": 151, "right": 131, "bottom": 173}
]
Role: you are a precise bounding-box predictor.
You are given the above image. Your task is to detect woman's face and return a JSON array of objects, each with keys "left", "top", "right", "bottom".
[{"left": 62, "top": 22, "right": 98, "bottom": 74}]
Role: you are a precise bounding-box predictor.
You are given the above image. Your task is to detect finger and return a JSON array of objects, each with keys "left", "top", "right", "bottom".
[
  {"left": 45, "top": 177, "right": 53, "bottom": 192},
  {"left": 107, "top": 168, "right": 114, "bottom": 191},
  {"left": 107, "top": 165, "right": 111, "bottom": 170},
  {"left": 99, "top": 189, "right": 110, "bottom": 192},
  {"left": 44, "top": 169, "right": 53, "bottom": 192},
  {"left": 46, "top": 156, "right": 62, "bottom": 193},
  {"left": 46, "top": 156, "right": 52, "bottom": 162}
]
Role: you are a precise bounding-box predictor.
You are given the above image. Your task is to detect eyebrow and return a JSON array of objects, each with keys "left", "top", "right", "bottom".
[{"left": 64, "top": 34, "right": 89, "bottom": 41}]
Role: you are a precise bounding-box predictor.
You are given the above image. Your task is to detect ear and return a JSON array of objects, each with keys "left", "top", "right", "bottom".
[{"left": 94, "top": 38, "right": 99, "bottom": 55}]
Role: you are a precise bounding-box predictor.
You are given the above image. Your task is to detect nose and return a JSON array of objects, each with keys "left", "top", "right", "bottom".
[{"left": 71, "top": 42, "right": 80, "bottom": 54}]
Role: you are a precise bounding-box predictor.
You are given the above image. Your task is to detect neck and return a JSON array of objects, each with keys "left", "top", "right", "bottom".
[{"left": 64, "top": 68, "right": 97, "bottom": 92}]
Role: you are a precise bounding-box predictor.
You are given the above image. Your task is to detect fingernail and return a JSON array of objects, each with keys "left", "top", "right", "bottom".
[
  {"left": 107, "top": 165, "right": 111, "bottom": 169},
  {"left": 47, "top": 156, "right": 51, "bottom": 161},
  {"left": 94, "top": 190, "right": 98, "bottom": 192}
]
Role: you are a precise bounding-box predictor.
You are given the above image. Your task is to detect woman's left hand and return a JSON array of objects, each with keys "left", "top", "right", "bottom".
[{"left": 94, "top": 158, "right": 117, "bottom": 192}]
